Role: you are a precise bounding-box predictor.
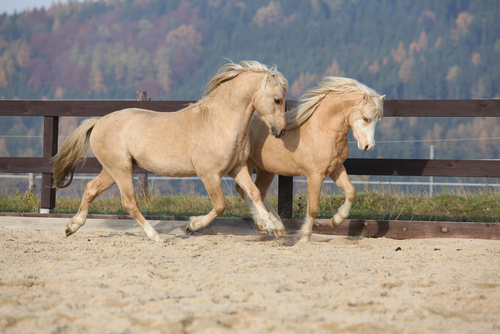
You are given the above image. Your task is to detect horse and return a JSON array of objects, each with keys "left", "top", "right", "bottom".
[
  {"left": 236, "top": 76, "right": 384, "bottom": 242},
  {"left": 52, "top": 60, "right": 289, "bottom": 242}
]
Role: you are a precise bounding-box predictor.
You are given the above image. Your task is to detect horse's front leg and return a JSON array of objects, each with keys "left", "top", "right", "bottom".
[
  {"left": 329, "top": 165, "right": 356, "bottom": 227},
  {"left": 235, "top": 166, "right": 286, "bottom": 236},
  {"left": 229, "top": 165, "right": 277, "bottom": 233},
  {"left": 298, "top": 174, "right": 325, "bottom": 243},
  {"left": 186, "top": 175, "right": 226, "bottom": 233}
]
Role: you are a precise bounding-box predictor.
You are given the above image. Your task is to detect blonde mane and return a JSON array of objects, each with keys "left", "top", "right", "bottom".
[
  {"left": 178, "top": 60, "right": 288, "bottom": 113},
  {"left": 287, "top": 76, "right": 384, "bottom": 129},
  {"left": 204, "top": 60, "right": 289, "bottom": 97}
]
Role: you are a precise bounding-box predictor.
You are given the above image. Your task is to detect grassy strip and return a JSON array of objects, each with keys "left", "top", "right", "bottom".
[{"left": 1, "top": 190, "right": 499, "bottom": 223}]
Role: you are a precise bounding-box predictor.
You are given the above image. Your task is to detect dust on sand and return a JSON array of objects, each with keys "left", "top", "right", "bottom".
[{"left": 0, "top": 217, "right": 499, "bottom": 333}]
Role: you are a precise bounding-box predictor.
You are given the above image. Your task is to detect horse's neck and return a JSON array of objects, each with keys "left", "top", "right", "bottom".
[
  {"left": 206, "top": 73, "right": 262, "bottom": 136},
  {"left": 307, "top": 93, "right": 352, "bottom": 135}
]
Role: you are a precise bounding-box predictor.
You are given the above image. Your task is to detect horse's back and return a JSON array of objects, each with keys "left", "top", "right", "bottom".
[{"left": 94, "top": 107, "right": 193, "bottom": 142}]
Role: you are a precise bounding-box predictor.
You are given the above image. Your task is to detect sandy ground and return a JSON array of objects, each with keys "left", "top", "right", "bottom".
[{"left": 0, "top": 216, "right": 499, "bottom": 334}]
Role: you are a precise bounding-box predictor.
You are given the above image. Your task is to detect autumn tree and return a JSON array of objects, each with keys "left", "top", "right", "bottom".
[
  {"left": 253, "top": 1, "right": 281, "bottom": 27},
  {"left": 165, "top": 24, "right": 202, "bottom": 80},
  {"left": 324, "top": 60, "right": 342, "bottom": 77},
  {"left": 290, "top": 72, "right": 318, "bottom": 98}
]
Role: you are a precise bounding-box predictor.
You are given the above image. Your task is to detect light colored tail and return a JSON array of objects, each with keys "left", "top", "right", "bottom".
[{"left": 52, "top": 118, "right": 98, "bottom": 189}]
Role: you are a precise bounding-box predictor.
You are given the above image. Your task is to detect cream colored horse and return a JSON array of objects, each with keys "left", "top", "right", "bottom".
[
  {"left": 236, "top": 76, "right": 384, "bottom": 242},
  {"left": 52, "top": 61, "right": 288, "bottom": 242}
]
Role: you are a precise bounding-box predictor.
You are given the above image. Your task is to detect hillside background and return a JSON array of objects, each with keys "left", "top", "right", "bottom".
[{"left": 1, "top": 0, "right": 499, "bottom": 164}]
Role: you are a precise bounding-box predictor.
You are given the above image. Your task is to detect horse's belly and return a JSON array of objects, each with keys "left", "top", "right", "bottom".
[
  {"left": 130, "top": 145, "right": 197, "bottom": 177},
  {"left": 252, "top": 149, "right": 302, "bottom": 176}
]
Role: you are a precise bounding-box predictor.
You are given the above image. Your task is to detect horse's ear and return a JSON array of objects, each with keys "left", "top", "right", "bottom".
[
  {"left": 379, "top": 95, "right": 386, "bottom": 101},
  {"left": 264, "top": 73, "right": 278, "bottom": 91}
]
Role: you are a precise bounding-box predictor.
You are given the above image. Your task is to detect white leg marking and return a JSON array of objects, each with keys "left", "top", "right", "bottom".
[
  {"left": 143, "top": 220, "right": 163, "bottom": 243},
  {"left": 263, "top": 197, "right": 286, "bottom": 233},
  {"left": 241, "top": 191, "right": 276, "bottom": 232},
  {"left": 253, "top": 202, "right": 277, "bottom": 232},
  {"left": 332, "top": 199, "right": 353, "bottom": 226},
  {"left": 298, "top": 215, "right": 315, "bottom": 243},
  {"left": 187, "top": 209, "right": 218, "bottom": 233}
]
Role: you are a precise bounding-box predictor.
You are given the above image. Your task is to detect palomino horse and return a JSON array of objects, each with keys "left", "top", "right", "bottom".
[
  {"left": 52, "top": 61, "right": 288, "bottom": 242},
  {"left": 236, "top": 76, "right": 384, "bottom": 242}
]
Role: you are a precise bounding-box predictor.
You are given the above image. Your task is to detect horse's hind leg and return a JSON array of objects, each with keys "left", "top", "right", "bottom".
[
  {"left": 65, "top": 169, "right": 116, "bottom": 237},
  {"left": 329, "top": 165, "right": 356, "bottom": 227},
  {"left": 186, "top": 175, "right": 225, "bottom": 233},
  {"left": 298, "top": 174, "right": 325, "bottom": 243}
]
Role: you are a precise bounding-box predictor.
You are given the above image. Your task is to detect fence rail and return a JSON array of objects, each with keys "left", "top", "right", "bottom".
[{"left": 1, "top": 98, "right": 500, "bottom": 217}]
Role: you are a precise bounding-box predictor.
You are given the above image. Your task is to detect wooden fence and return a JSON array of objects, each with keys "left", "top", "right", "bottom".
[{"left": 1, "top": 98, "right": 500, "bottom": 219}]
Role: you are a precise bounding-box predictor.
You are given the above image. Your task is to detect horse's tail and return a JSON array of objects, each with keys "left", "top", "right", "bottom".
[{"left": 52, "top": 118, "right": 98, "bottom": 189}]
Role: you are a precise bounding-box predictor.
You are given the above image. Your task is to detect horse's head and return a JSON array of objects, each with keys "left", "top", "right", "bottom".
[
  {"left": 349, "top": 94, "right": 385, "bottom": 152},
  {"left": 253, "top": 71, "right": 288, "bottom": 138}
]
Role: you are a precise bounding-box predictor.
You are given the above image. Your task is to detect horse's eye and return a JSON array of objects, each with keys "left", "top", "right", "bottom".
[
  {"left": 274, "top": 98, "right": 281, "bottom": 105},
  {"left": 363, "top": 117, "right": 369, "bottom": 123}
]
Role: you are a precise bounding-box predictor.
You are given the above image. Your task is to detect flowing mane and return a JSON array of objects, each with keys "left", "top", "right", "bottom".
[
  {"left": 179, "top": 60, "right": 288, "bottom": 113},
  {"left": 204, "top": 60, "right": 289, "bottom": 97},
  {"left": 287, "top": 76, "right": 384, "bottom": 129}
]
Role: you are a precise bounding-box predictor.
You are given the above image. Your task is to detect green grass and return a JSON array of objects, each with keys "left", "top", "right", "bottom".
[
  {"left": 1, "top": 190, "right": 499, "bottom": 223},
  {"left": 318, "top": 192, "right": 499, "bottom": 223}
]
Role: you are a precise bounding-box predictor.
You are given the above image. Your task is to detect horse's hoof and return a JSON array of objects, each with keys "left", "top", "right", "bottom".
[
  {"left": 274, "top": 230, "right": 287, "bottom": 237},
  {"left": 65, "top": 226, "right": 74, "bottom": 237},
  {"left": 255, "top": 226, "right": 268, "bottom": 235},
  {"left": 330, "top": 216, "right": 344, "bottom": 227}
]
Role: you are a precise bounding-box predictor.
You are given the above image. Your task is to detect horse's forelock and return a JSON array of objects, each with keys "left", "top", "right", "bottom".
[
  {"left": 268, "top": 66, "right": 289, "bottom": 92},
  {"left": 357, "top": 97, "right": 383, "bottom": 121},
  {"left": 363, "top": 93, "right": 384, "bottom": 120}
]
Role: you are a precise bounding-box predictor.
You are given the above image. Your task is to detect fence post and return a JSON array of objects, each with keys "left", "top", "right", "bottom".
[
  {"left": 278, "top": 99, "right": 294, "bottom": 219},
  {"left": 278, "top": 175, "right": 293, "bottom": 218},
  {"left": 40, "top": 116, "right": 59, "bottom": 213},
  {"left": 136, "top": 91, "right": 149, "bottom": 197},
  {"left": 429, "top": 144, "right": 434, "bottom": 197},
  {"left": 28, "top": 173, "right": 35, "bottom": 192}
]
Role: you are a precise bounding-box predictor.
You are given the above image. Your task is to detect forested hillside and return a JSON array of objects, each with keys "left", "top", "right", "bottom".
[{"left": 1, "top": 0, "right": 499, "bottom": 161}]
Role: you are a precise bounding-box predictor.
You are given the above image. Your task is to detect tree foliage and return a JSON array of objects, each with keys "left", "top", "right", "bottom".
[
  {"left": 0, "top": 0, "right": 498, "bottom": 100},
  {"left": 1, "top": 0, "right": 499, "bottom": 160}
]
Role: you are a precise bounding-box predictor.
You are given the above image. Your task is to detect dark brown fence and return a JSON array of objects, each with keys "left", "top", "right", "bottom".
[{"left": 1, "top": 98, "right": 500, "bottom": 217}]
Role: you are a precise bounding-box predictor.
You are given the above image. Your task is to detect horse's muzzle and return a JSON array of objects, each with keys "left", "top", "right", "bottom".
[
  {"left": 272, "top": 127, "right": 286, "bottom": 138},
  {"left": 361, "top": 143, "right": 374, "bottom": 152}
]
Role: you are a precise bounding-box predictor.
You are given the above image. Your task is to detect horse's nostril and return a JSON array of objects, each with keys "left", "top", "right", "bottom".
[
  {"left": 364, "top": 145, "right": 369, "bottom": 151},
  {"left": 271, "top": 127, "right": 277, "bottom": 137},
  {"left": 279, "top": 129, "right": 285, "bottom": 138}
]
